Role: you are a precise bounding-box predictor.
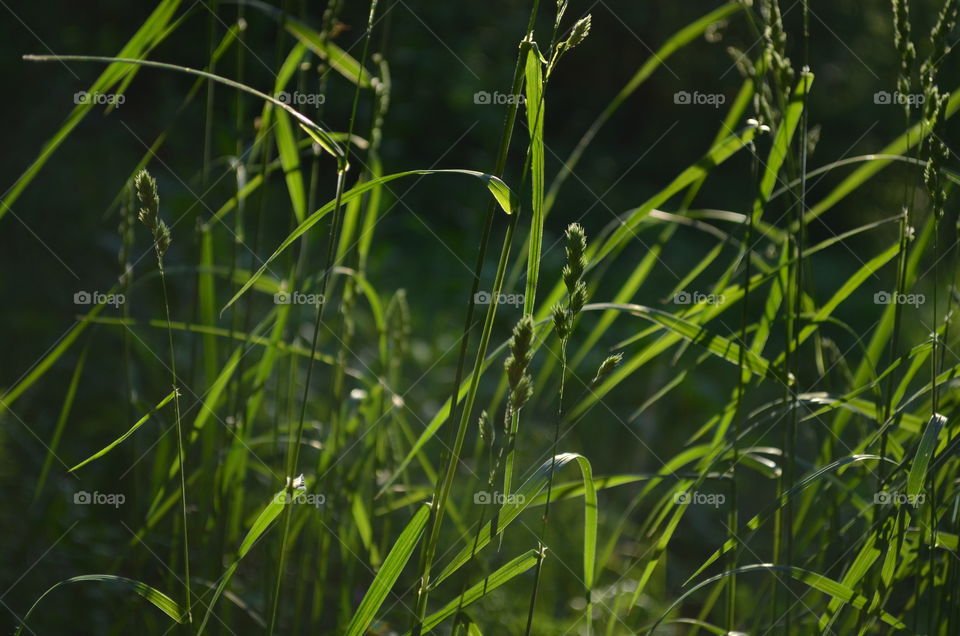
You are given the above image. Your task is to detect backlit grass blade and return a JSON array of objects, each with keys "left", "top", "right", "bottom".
[
  {"left": 285, "top": 20, "right": 373, "bottom": 88},
  {"left": 221, "top": 169, "right": 518, "bottom": 313},
  {"left": 589, "top": 302, "right": 786, "bottom": 382},
  {"left": 649, "top": 564, "right": 906, "bottom": 633},
  {"left": 907, "top": 413, "right": 946, "bottom": 501},
  {"left": 407, "top": 549, "right": 541, "bottom": 635},
  {"left": 535, "top": 127, "right": 758, "bottom": 323},
  {"left": 432, "top": 453, "right": 595, "bottom": 589},
  {"left": 344, "top": 503, "right": 430, "bottom": 636},
  {"left": 772, "top": 242, "right": 900, "bottom": 366},
  {"left": 523, "top": 41, "right": 545, "bottom": 315},
  {"left": 69, "top": 389, "right": 177, "bottom": 472},
  {"left": 803, "top": 87, "right": 960, "bottom": 226},
  {"left": 15, "top": 574, "right": 185, "bottom": 635},
  {"left": 198, "top": 230, "right": 219, "bottom": 386},
  {"left": 274, "top": 109, "right": 307, "bottom": 223},
  {"left": 22, "top": 54, "right": 346, "bottom": 161},
  {"left": 752, "top": 72, "right": 814, "bottom": 222}
]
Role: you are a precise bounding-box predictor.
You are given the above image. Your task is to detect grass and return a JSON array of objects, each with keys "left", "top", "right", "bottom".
[{"left": 5, "top": 0, "right": 960, "bottom": 633}]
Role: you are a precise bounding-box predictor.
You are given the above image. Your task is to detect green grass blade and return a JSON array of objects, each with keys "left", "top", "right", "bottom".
[
  {"left": 589, "top": 302, "right": 786, "bottom": 382},
  {"left": 274, "top": 110, "right": 307, "bottom": 223},
  {"left": 69, "top": 389, "right": 177, "bottom": 471},
  {"left": 650, "top": 564, "right": 906, "bottom": 633},
  {"left": 220, "top": 169, "right": 517, "bottom": 313},
  {"left": 15, "top": 574, "right": 185, "bottom": 635},
  {"left": 345, "top": 503, "right": 430, "bottom": 636},
  {"left": 907, "top": 413, "right": 946, "bottom": 501},
  {"left": 523, "top": 42, "right": 545, "bottom": 315},
  {"left": 432, "top": 453, "right": 594, "bottom": 588},
  {"left": 409, "top": 549, "right": 541, "bottom": 635},
  {"left": 233, "top": 0, "right": 375, "bottom": 87}
]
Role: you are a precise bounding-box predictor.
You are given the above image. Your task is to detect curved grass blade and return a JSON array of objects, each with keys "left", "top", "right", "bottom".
[
  {"left": 432, "top": 453, "right": 595, "bottom": 590},
  {"left": 683, "top": 455, "right": 894, "bottom": 585},
  {"left": 648, "top": 564, "right": 906, "bottom": 633},
  {"left": 22, "top": 55, "right": 346, "bottom": 161},
  {"left": 220, "top": 169, "right": 517, "bottom": 314}
]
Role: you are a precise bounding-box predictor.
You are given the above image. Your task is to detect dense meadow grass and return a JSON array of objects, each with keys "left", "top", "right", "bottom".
[{"left": 3, "top": 0, "right": 960, "bottom": 633}]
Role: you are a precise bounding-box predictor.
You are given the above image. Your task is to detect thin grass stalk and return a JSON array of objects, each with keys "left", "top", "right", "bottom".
[
  {"left": 525, "top": 222, "right": 588, "bottom": 634},
  {"left": 410, "top": 3, "right": 540, "bottom": 630},
  {"left": 268, "top": 2, "right": 378, "bottom": 632},
  {"left": 135, "top": 170, "right": 192, "bottom": 624}
]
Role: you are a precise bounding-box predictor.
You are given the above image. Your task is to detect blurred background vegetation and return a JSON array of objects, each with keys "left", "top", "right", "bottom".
[{"left": 2, "top": 0, "right": 958, "bottom": 632}]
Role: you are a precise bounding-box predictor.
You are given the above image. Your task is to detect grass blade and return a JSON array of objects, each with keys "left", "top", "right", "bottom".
[
  {"left": 345, "top": 503, "right": 430, "bottom": 636},
  {"left": 69, "top": 389, "right": 177, "bottom": 472}
]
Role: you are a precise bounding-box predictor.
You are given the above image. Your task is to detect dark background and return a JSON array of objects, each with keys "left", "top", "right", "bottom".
[{"left": 1, "top": 0, "right": 956, "bottom": 632}]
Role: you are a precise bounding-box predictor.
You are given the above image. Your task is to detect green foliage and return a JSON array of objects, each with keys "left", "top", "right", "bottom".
[{"left": 7, "top": 1, "right": 960, "bottom": 634}]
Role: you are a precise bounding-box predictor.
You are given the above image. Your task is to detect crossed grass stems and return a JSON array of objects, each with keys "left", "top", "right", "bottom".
[{"left": 5, "top": 0, "right": 960, "bottom": 633}]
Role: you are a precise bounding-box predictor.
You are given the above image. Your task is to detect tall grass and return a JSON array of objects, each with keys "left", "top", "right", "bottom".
[{"left": 6, "top": 0, "right": 960, "bottom": 634}]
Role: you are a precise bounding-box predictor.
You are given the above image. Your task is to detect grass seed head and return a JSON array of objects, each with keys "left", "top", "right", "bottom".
[
  {"left": 566, "top": 15, "right": 592, "bottom": 50},
  {"left": 478, "top": 410, "right": 494, "bottom": 446},
  {"left": 552, "top": 303, "right": 570, "bottom": 340},
  {"left": 592, "top": 352, "right": 623, "bottom": 387},
  {"left": 505, "top": 316, "right": 535, "bottom": 413},
  {"left": 569, "top": 280, "right": 587, "bottom": 315},
  {"left": 134, "top": 169, "right": 159, "bottom": 229},
  {"left": 562, "top": 223, "right": 586, "bottom": 291},
  {"left": 134, "top": 169, "right": 171, "bottom": 258}
]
